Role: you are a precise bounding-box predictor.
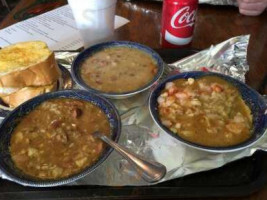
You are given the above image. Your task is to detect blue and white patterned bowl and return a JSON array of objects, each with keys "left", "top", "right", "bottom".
[
  {"left": 0, "top": 90, "right": 121, "bottom": 187},
  {"left": 71, "top": 41, "right": 165, "bottom": 99},
  {"left": 149, "top": 71, "right": 267, "bottom": 153}
]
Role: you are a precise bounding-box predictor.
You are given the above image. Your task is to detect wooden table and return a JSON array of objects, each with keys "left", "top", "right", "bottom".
[
  {"left": 1, "top": 0, "right": 266, "bottom": 94},
  {"left": 1, "top": 0, "right": 267, "bottom": 199}
]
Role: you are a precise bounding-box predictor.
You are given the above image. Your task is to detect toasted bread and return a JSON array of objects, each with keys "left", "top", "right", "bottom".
[
  {"left": 1, "top": 82, "right": 57, "bottom": 108},
  {"left": 0, "top": 41, "right": 61, "bottom": 88},
  {"left": 0, "top": 87, "right": 20, "bottom": 97}
]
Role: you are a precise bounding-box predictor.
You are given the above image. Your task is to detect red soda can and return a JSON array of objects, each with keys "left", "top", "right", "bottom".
[{"left": 160, "top": 0, "right": 198, "bottom": 48}]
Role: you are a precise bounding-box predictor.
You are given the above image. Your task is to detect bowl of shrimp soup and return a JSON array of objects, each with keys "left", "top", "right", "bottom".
[{"left": 149, "top": 71, "right": 267, "bottom": 153}]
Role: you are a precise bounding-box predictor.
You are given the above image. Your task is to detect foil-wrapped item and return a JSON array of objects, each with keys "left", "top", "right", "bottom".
[
  {"left": 1, "top": 35, "right": 266, "bottom": 187},
  {"left": 168, "top": 35, "right": 249, "bottom": 82},
  {"left": 54, "top": 51, "right": 79, "bottom": 71}
]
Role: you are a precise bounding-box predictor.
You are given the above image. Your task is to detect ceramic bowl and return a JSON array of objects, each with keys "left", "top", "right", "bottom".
[{"left": 149, "top": 71, "right": 267, "bottom": 153}]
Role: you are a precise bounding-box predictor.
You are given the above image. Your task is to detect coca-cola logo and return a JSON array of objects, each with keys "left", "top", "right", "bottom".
[{"left": 170, "top": 6, "right": 197, "bottom": 29}]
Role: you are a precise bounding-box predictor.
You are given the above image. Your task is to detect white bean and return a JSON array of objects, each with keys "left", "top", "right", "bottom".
[{"left": 165, "top": 82, "right": 175, "bottom": 90}]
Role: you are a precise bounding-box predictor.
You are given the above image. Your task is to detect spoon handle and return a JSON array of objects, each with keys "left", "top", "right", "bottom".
[{"left": 97, "top": 133, "right": 166, "bottom": 183}]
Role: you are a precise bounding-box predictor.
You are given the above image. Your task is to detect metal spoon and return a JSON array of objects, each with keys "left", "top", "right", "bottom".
[{"left": 93, "top": 131, "right": 167, "bottom": 183}]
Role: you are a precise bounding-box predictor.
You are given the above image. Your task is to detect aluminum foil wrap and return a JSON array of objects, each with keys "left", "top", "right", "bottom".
[
  {"left": 1, "top": 35, "right": 266, "bottom": 186},
  {"left": 59, "top": 34, "right": 265, "bottom": 186}
]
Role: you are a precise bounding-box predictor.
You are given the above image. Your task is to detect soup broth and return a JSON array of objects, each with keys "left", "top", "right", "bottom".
[
  {"left": 157, "top": 76, "right": 252, "bottom": 147},
  {"left": 80, "top": 47, "right": 158, "bottom": 93}
]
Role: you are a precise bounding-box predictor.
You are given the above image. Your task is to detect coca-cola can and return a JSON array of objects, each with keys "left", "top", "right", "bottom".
[{"left": 160, "top": 0, "right": 198, "bottom": 48}]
